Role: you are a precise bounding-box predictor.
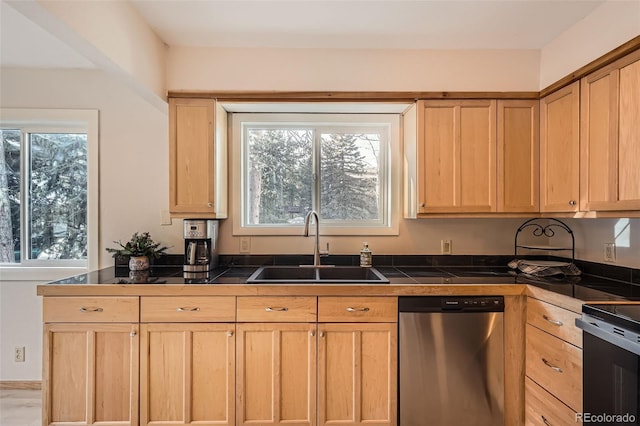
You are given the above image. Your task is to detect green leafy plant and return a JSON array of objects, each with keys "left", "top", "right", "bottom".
[{"left": 105, "top": 232, "right": 169, "bottom": 259}]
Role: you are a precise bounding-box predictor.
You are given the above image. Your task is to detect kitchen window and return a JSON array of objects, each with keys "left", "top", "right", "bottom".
[
  {"left": 231, "top": 112, "right": 402, "bottom": 235},
  {"left": 0, "top": 109, "right": 98, "bottom": 279}
]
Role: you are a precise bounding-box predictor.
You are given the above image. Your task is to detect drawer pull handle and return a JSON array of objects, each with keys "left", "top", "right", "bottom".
[
  {"left": 346, "top": 307, "right": 370, "bottom": 312},
  {"left": 265, "top": 307, "right": 288, "bottom": 312},
  {"left": 542, "top": 315, "right": 563, "bottom": 326},
  {"left": 79, "top": 307, "right": 103, "bottom": 313},
  {"left": 177, "top": 307, "right": 200, "bottom": 312},
  {"left": 541, "top": 415, "right": 552, "bottom": 426},
  {"left": 542, "top": 358, "right": 563, "bottom": 373}
]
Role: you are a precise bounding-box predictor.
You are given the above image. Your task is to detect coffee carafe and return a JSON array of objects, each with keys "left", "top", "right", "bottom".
[{"left": 183, "top": 219, "right": 218, "bottom": 272}]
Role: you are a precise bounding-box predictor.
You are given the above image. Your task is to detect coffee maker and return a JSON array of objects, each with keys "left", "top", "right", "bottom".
[{"left": 183, "top": 219, "right": 219, "bottom": 272}]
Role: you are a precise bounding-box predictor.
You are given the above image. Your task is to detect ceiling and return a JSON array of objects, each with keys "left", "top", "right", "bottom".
[
  {"left": 0, "top": 0, "right": 607, "bottom": 69},
  {"left": 130, "top": 0, "right": 605, "bottom": 50}
]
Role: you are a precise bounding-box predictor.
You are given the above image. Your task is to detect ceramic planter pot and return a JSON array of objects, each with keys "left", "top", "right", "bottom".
[{"left": 129, "top": 255, "right": 150, "bottom": 271}]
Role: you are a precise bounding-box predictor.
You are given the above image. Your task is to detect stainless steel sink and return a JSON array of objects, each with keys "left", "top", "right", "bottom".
[{"left": 246, "top": 266, "right": 389, "bottom": 284}]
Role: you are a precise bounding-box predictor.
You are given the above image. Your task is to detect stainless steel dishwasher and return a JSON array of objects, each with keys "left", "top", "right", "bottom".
[{"left": 399, "top": 296, "right": 505, "bottom": 426}]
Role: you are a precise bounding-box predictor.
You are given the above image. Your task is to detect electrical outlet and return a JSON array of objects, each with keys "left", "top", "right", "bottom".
[
  {"left": 14, "top": 346, "right": 25, "bottom": 363},
  {"left": 441, "top": 239, "right": 452, "bottom": 255},
  {"left": 604, "top": 243, "right": 616, "bottom": 262},
  {"left": 239, "top": 237, "right": 251, "bottom": 253}
]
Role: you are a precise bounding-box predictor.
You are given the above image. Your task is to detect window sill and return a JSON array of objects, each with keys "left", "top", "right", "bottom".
[{"left": 0, "top": 267, "right": 87, "bottom": 282}]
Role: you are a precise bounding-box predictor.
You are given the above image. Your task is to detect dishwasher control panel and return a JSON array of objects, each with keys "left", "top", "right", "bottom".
[{"left": 399, "top": 296, "right": 505, "bottom": 312}]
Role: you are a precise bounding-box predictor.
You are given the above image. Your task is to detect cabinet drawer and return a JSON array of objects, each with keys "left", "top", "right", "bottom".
[
  {"left": 43, "top": 297, "right": 139, "bottom": 323},
  {"left": 236, "top": 297, "right": 316, "bottom": 322},
  {"left": 527, "top": 297, "right": 582, "bottom": 348},
  {"left": 526, "top": 324, "right": 582, "bottom": 412},
  {"left": 141, "top": 296, "right": 235, "bottom": 322},
  {"left": 525, "top": 377, "right": 581, "bottom": 426},
  {"left": 318, "top": 297, "right": 397, "bottom": 322}
]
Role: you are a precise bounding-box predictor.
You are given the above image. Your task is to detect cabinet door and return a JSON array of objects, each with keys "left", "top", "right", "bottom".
[
  {"left": 169, "top": 98, "right": 217, "bottom": 216},
  {"left": 417, "top": 100, "right": 496, "bottom": 213},
  {"left": 497, "top": 100, "right": 539, "bottom": 212},
  {"left": 43, "top": 323, "right": 139, "bottom": 426},
  {"left": 540, "top": 82, "right": 580, "bottom": 212},
  {"left": 140, "top": 323, "right": 235, "bottom": 426},
  {"left": 237, "top": 323, "right": 317, "bottom": 426},
  {"left": 581, "top": 50, "right": 640, "bottom": 211},
  {"left": 318, "top": 323, "right": 397, "bottom": 426}
]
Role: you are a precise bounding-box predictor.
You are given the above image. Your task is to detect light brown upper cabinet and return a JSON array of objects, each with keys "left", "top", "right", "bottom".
[
  {"left": 415, "top": 99, "right": 538, "bottom": 214},
  {"left": 540, "top": 82, "right": 581, "bottom": 213},
  {"left": 497, "top": 100, "right": 539, "bottom": 212},
  {"left": 169, "top": 98, "right": 227, "bottom": 218},
  {"left": 580, "top": 49, "right": 640, "bottom": 212},
  {"left": 417, "top": 100, "right": 497, "bottom": 213}
]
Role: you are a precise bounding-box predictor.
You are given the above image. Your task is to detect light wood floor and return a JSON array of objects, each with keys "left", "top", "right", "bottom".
[{"left": 0, "top": 389, "right": 41, "bottom": 426}]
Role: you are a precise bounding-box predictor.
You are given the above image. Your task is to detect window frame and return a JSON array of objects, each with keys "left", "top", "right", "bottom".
[
  {"left": 0, "top": 109, "right": 99, "bottom": 280},
  {"left": 231, "top": 112, "right": 401, "bottom": 236}
]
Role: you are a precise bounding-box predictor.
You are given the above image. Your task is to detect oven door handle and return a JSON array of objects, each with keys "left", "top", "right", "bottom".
[{"left": 576, "top": 318, "right": 640, "bottom": 356}]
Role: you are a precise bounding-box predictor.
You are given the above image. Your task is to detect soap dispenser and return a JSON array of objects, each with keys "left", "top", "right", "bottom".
[{"left": 360, "top": 242, "right": 372, "bottom": 267}]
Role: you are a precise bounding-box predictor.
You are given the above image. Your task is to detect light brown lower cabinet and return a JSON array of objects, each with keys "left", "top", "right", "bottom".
[
  {"left": 318, "top": 323, "right": 397, "bottom": 426},
  {"left": 525, "top": 377, "right": 582, "bottom": 426},
  {"left": 43, "top": 323, "right": 139, "bottom": 426},
  {"left": 236, "top": 322, "right": 317, "bottom": 426},
  {"left": 140, "top": 323, "right": 235, "bottom": 426}
]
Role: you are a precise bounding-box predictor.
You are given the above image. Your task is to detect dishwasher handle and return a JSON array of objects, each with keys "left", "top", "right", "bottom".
[{"left": 576, "top": 317, "right": 640, "bottom": 356}]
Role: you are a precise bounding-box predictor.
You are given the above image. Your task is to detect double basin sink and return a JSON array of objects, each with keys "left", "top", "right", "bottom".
[{"left": 246, "top": 266, "right": 389, "bottom": 284}]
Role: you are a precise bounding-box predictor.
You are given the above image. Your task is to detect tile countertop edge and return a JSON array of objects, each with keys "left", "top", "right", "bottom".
[{"left": 36, "top": 283, "right": 527, "bottom": 297}]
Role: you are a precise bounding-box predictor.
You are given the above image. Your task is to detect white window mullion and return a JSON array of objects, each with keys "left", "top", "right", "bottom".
[{"left": 312, "top": 129, "right": 321, "bottom": 216}]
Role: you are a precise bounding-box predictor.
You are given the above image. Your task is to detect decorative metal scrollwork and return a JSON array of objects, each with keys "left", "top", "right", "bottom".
[{"left": 514, "top": 218, "right": 575, "bottom": 263}]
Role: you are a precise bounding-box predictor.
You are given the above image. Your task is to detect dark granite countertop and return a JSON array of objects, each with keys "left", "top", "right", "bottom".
[{"left": 45, "top": 259, "right": 640, "bottom": 302}]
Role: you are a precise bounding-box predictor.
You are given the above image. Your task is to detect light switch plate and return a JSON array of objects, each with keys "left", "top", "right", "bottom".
[
  {"left": 240, "top": 237, "right": 251, "bottom": 253},
  {"left": 441, "top": 239, "right": 452, "bottom": 255}
]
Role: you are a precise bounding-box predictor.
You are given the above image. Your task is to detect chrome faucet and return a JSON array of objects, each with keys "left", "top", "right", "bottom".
[{"left": 303, "top": 211, "right": 330, "bottom": 267}]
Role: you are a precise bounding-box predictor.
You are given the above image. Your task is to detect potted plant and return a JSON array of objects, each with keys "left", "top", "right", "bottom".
[{"left": 106, "top": 232, "right": 169, "bottom": 271}]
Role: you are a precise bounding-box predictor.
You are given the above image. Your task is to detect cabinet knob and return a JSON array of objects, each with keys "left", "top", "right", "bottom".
[
  {"left": 310, "top": 330, "right": 315, "bottom": 337},
  {"left": 130, "top": 331, "right": 137, "bottom": 337},
  {"left": 419, "top": 203, "right": 425, "bottom": 208},
  {"left": 207, "top": 202, "right": 213, "bottom": 208},
  {"left": 228, "top": 331, "right": 234, "bottom": 337},
  {"left": 569, "top": 200, "right": 576, "bottom": 206}
]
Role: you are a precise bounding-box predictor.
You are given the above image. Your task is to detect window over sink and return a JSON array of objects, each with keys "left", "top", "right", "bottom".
[{"left": 230, "top": 108, "right": 403, "bottom": 236}]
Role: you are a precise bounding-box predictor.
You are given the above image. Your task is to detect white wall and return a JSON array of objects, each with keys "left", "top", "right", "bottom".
[
  {"left": 0, "top": 68, "right": 178, "bottom": 381},
  {"left": 168, "top": 47, "right": 541, "bottom": 92},
  {"left": 565, "top": 218, "right": 640, "bottom": 267},
  {"left": 0, "top": 282, "right": 41, "bottom": 381},
  {"left": 0, "top": 68, "right": 182, "bottom": 268},
  {"left": 540, "top": 0, "right": 640, "bottom": 88}
]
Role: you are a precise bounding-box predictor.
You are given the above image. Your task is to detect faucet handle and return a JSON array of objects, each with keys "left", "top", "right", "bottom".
[{"left": 320, "top": 242, "right": 330, "bottom": 257}]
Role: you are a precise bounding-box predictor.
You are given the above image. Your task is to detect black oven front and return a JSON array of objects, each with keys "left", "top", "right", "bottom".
[{"left": 576, "top": 304, "right": 640, "bottom": 425}]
